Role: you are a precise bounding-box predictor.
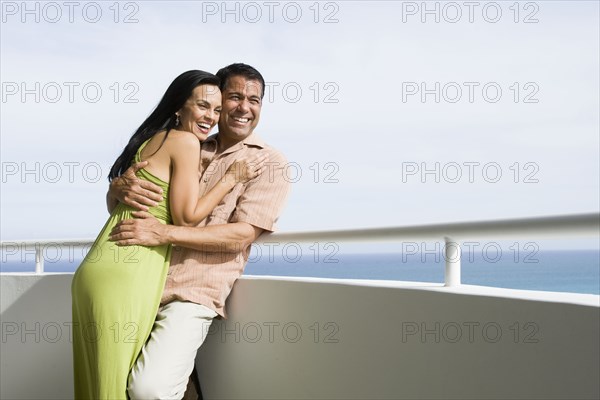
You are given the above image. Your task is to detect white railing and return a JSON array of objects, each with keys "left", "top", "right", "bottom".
[
  {"left": 0, "top": 239, "right": 95, "bottom": 275},
  {"left": 1, "top": 213, "right": 598, "bottom": 286}
]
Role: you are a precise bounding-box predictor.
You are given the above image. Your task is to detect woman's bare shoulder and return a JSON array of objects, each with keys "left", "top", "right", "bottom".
[
  {"left": 160, "top": 130, "right": 200, "bottom": 163},
  {"left": 165, "top": 129, "right": 200, "bottom": 147}
]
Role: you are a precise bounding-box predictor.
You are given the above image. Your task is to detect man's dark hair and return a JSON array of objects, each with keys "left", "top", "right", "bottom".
[{"left": 216, "top": 63, "right": 265, "bottom": 99}]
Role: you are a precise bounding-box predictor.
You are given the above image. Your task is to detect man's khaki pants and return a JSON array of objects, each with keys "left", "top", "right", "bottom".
[{"left": 127, "top": 301, "right": 217, "bottom": 399}]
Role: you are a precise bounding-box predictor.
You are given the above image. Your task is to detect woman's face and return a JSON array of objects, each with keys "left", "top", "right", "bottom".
[{"left": 176, "top": 84, "right": 222, "bottom": 141}]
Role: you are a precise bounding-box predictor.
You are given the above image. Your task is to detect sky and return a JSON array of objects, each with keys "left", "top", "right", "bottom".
[{"left": 1, "top": 1, "right": 599, "bottom": 251}]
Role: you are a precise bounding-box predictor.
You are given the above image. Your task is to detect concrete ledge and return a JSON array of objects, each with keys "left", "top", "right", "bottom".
[
  {"left": 198, "top": 276, "right": 600, "bottom": 399},
  {"left": 1, "top": 274, "right": 599, "bottom": 399},
  {"left": 242, "top": 275, "right": 600, "bottom": 306}
]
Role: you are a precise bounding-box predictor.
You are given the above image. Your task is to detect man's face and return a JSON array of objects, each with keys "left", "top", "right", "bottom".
[{"left": 218, "top": 75, "right": 262, "bottom": 145}]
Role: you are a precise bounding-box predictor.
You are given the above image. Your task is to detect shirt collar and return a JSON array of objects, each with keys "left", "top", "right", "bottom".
[{"left": 203, "top": 132, "right": 266, "bottom": 157}]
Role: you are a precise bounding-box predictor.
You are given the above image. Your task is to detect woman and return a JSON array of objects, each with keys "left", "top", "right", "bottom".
[{"left": 71, "top": 70, "right": 264, "bottom": 399}]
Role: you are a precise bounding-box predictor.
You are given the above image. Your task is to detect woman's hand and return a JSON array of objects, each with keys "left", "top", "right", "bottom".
[{"left": 224, "top": 153, "right": 269, "bottom": 184}]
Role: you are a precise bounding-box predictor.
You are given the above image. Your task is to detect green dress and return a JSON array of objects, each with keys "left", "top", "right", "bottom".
[{"left": 72, "top": 139, "right": 172, "bottom": 399}]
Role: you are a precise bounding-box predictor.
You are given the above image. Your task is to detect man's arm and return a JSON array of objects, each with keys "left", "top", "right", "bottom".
[
  {"left": 109, "top": 211, "right": 263, "bottom": 252},
  {"left": 107, "top": 161, "right": 164, "bottom": 213}
]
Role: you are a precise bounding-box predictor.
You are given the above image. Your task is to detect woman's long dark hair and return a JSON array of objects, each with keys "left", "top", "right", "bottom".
[{"left": 108, "top": 70, "right": 220, "bottom": 181}]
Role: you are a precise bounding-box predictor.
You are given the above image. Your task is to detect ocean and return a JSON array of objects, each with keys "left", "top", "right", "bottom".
[{"left": 1, "top": 248, "right": 598, "bottom": 295}]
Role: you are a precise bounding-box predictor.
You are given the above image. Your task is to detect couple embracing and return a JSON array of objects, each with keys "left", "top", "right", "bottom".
[{"left": 72, "top": 63, "right": 290, "bottom": 399}]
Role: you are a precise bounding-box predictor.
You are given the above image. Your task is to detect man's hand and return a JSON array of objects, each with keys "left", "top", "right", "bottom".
[
  {"left": 109, "top": 211, "right": 169, "bottom": 246},
  {"left": 110, "top": 161, "right": 164, "bottom": 211}
]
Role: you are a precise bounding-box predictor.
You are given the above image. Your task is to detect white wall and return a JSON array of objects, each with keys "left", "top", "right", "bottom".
[
  {"left": 197, "top": 277, "right": 600, "bottom": 400},
  {"left": 1, "top": 274, "right": 74, "bottom": 400},
  {"left": 1, "top": 274, "right": 599, "bottom": 399}
]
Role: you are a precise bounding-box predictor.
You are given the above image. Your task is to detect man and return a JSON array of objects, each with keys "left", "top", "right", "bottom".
[{"left": 107, "top": 63, "right": 290, "bottom": 398}]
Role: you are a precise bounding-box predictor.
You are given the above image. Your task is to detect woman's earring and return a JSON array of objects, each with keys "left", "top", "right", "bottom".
[{"left": 175, "top": 114, "right": 180, "bottom": 126}]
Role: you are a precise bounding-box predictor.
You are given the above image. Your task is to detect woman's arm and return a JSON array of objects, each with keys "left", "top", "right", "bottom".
[{"left": 167, "top": 132, "right": 265, "bottom": 227}]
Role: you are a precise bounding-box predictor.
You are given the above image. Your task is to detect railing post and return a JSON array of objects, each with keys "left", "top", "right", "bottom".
[
  {"left": 444, "top": 237, "right": 461, "bottom": 286},
  {"left": 35, "top": 244, "right": 44, "bottom": 274}
]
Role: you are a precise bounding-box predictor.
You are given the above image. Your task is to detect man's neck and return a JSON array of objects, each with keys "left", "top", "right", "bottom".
[{"left": 216, "top": 134, "right": 246, "bottom": 154}]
